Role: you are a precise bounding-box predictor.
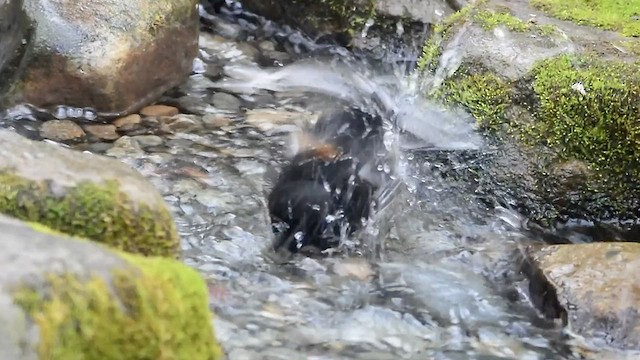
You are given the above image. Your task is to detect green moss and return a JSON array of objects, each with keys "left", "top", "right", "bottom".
[
  {"left": 0, "top": 172, "right": 179, "bottom": 257},
  {"left": 530, "top": 0, "right": 640, "bottom": 37},
  {"left": 437, "top": 70, "right": 512, "bottom": 131},
  {"left": 417, "top": 6, "right": 472, "bottom": 73},
  {"left": 620, "top": 40, "right": 640, "bottom": 56},
  {"left": 417, "top": 37, "right": 442, "bottom": 73},
  {"left": 529, "top": 55, "right": 640, "bottom": 186},
  {"left": 473, "top": 9, "right": 558, "bottom": 35},
  {"left": 474, "top": 10, "right": 530, "bottom": 32},
  {"left": 13, "top": 254, "right": 222, "bottom": 360}
]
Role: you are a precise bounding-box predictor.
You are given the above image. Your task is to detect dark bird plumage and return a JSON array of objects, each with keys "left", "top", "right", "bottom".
[{"left": 267, "top": 106, "right": 387, "bottom": 253}]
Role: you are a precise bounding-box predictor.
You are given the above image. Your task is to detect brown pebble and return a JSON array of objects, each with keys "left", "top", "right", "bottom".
[
  {"left": 113, "top": 114, "right": 142, "bottom": 128},
  {"left": 83, "top": 124, "right": 119, "bottom": 141},
  {"left": 139, "top": 104, "right": 179, "bottom": 117},
  {"left": 40, "top": 120, "right": 85, "bottom": 142}
]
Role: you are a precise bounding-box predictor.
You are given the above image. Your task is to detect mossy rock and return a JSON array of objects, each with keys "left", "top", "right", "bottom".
[
  {"left": 530, "top": 0, "right": 640, "bottom": 37},
  {"left": 0, "top": 214, "right": 221, "bottom": 360},
  {"left": 0, "top": 130, "right": 179, "bottom": 257},
  {"left": 417, "top": 2, "right": 640, "bottom": 225}
]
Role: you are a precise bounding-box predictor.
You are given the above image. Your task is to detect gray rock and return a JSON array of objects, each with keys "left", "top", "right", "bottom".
[
  {"left": 236, "top": 42, "right": 261, "bottom": 61},
  {"left": 205, "top": 63, "right": 224, "bottom": 80},
  {"left": 160, "top": 114, "right": 203, "bottom": 132},
  {"left": 212, "top": 92, "right": 242, "bottom": 111},
  {"left": 203, "top": 114, "right": 232, "bottom": 128},
  {"left": 176, "top": 95, "right": 217, "bottom": 116},
  {"left": 430, "top": 15, "right": 574, "bottom": 84},
  {"left": 258, "top": 40, "right": 276, "bottom": 52},
  {"left": 106, "top": 135, "right": 145, "bottom": 157},
  {"left": 525, "top": 243, "right": 640, "bottom": 350},
  {"left": 262, "top": 50, "right": 292, "bottom": 64},
  {"left": 132, "top": 134, "right": 164, "bottom": 148},
  {"left": 15, "top": 0, "right": 199, "bottom": 114},
  {"left": 0, "top": 214, "right": 219, "bottom": 359},
  {"left": 0, "top": 130, "right": 178, "bottom": 257},
  {"left": 375, "top": 0, "right": 462, "bottom": 24}
]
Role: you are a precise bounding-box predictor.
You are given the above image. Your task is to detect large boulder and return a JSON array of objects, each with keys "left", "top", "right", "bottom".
[
  {"left": 11, "top": 0, "right": 199, "bottom": 115},
  {"left": 524, "top": 242, "right": 640, "bottom": 350},
  {"left": 0, "top": 214, "right": 222, "bottom": 360},
  {"left": 0, "top": 130, "right": 179, "bottom": 257},
  {"left": 417, "top": 0, "right": 640, "bottom": 226}
]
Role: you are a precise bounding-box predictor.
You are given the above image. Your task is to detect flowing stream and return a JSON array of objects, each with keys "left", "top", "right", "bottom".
[{"left": 1, "top": 1, "right": 626, "bottom": 359}]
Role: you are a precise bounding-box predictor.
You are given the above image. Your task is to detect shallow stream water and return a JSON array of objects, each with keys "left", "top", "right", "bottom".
[{"left": 1, "top": 2, "right": 634, "bottom": 359}]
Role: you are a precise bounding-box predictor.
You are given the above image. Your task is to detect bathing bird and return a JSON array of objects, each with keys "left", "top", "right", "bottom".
[{"left": 267, "top": 105, "right": 389, "bottom": 253}]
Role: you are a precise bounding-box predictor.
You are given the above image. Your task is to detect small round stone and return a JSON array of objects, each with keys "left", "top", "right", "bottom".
[
  {"left": 212, "top": 92, "right": 241, "bottom": 111},
  {"left": 40, "top": 120, "right": 85, "bottom": 142},
  {"left": 83, "top": 124, "right": 119, "bottom": 141},
  {"left": 139, "top": 105, "right": 179, "bottom": 117},
  {"left": 258, "top": 40, "right": 276, "bottom": 52},
  {"left": 113, "top": 114, "right": 142, "bottom": 128},
  {"left": 236, "top": 42, "right": 260, "bottom": 61},
  {"left": 133, "top": 135, "right": 163, "bottom": 148},
  {"left": 160, "top": 114, "right": 202, "bottom": 132}
]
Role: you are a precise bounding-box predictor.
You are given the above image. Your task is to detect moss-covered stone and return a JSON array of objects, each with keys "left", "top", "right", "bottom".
[
  {"left": 0, "top": 130, "right": 181, "bottom": 257},
  {"left": 417, "top": 2, "right": 640, "bottom": 224},
  {"left": 0, "top": 171, "right": 179, "bottom": 257},
  {"left": 620, "top": 40, "right": 640, "bottom": 56},
  {"left": 417, "top": 6, "right": 471, "bottom": 73},
  {"left": 417, "top": 5, "right": 557, "bottom": 73},
  {"left": 0, "top": 214, "right": 220, "bottom": 359},
  {"left": 530, "top": 0, "right": 640, "bottom": 37},
  {"left": 474, "top": 9, "right": 556, "bottom": 35},
  {"left": 13, "top": 252, "right": 221, "bottom": 360},
  {"left": 437, "top": 68, "right": 512, "bottom": 131},
  {"left": 529, "top": 55, "right": 640, "bottom": 174}
]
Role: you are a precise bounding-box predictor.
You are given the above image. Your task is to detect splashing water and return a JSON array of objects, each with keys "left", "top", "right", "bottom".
[{"left": 3, "top": 1, "right": 632, "bottom": 357}]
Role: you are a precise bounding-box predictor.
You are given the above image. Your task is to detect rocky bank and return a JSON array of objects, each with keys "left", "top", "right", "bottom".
[{"left": 0, "top": 214, "right": 221, "bottom": 360}]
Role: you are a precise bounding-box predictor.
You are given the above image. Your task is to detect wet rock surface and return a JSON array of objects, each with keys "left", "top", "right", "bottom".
[
  {"left": 0, "top": 214, "right": 221, "bottom": 360},
  {"left": 14, "top": 0, "right": 199, "bottom": 115},
  {"left": 418, "top": 0, "right": 640, "bottom": 227},
  {"left": 0, "top": 130, "right": 179, "bottom": 257},
  {"left": 526, "top": 242, "right": 640, "bottom": 350}
]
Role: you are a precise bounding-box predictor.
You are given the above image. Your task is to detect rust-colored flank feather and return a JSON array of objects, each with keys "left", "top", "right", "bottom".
[{"left": 310, "top": 143, "right": 342, "bottom": 160}]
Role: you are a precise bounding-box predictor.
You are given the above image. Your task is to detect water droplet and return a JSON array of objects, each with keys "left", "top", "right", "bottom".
[{"left": 323, "top": 180, "right": 331, "bottom": 192}]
